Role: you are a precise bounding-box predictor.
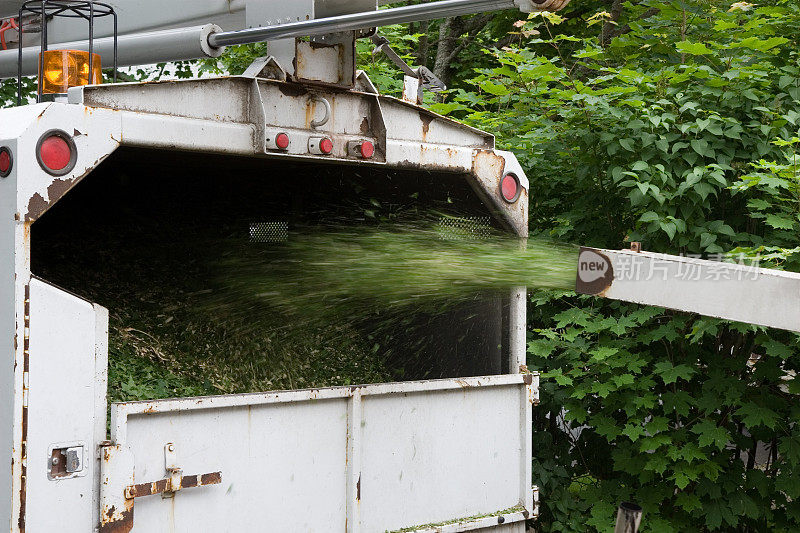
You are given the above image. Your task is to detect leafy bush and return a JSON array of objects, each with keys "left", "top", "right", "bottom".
[{"left": 435, "top": 1, "right": 800, "bottom": 530}]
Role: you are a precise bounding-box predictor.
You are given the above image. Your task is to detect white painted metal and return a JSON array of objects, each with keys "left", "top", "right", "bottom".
[
  {"left": 317, "top": 0, "right": 378, "bottom": 18},
  {"left": 509, "top": 286, "right": 527, "bottom": 373},
  {"left": 100, "top": 444, "right": 135, "bottom": 532},
  {"left": 245, "top": 0, "right": 315, "bottom": 29},
  {"left": 92, "top": 303, "right": 110, "bottom": 530},
  {"left": 25, "top": 279, "right": 108, "bottom": 531},
  {"left": 580, "top": 248, "right": 800, "bottom": 332},
  {"left": 9, "top": 103, "right": 121, "bottom": 223},
  {"left": 108, "top": 375, "right": 538, "bottom": 532},
  {"left": 66, "top": 77, "right": 530, "bottom": 235},
  {"left": 0, "top": 130, "right": 20, "bottom": 533},
  {"left": 0, "top": 100, "right": 120, "bottom": 531}
]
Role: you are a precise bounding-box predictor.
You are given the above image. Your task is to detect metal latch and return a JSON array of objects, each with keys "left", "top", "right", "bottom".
[
  {"left": 49, "top": 443, "right": 86, "bottom": 479},
  {"left": 124, "top": 443, "right": 222, "bottom": 500}
]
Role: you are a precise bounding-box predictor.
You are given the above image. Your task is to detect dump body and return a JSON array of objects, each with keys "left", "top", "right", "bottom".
[{"left": 0, "top": 73, "right": 536, "bottom": 532}]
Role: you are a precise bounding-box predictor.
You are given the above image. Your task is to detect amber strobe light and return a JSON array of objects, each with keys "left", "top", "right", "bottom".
[{"left": 39, "top": 50, "right": 101, "bottom": 95}]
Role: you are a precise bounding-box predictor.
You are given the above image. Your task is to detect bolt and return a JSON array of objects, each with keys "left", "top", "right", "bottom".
[
  {"left": 168, "top": 444, "right": 175, "bottom": 452},
  {"left": 498, "top": 516, "right": 505, "bottom": 524},
  {"left": 51, "top": 457, "right": 59, "bottom": 466}
]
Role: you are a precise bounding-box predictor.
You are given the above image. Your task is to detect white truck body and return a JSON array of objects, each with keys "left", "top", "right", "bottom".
[{"left": 0, "top": 73, "right": 536, "bottom": 532}]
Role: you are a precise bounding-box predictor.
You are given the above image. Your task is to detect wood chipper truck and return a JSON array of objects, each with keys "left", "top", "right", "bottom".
[{"left": 0, "top": 0, "right": 799, "bottom": 532}]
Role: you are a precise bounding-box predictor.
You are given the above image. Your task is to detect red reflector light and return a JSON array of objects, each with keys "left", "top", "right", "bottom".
[
  {"left": 41, "top": 137, "right": 71, "bottom": 170},
  {"left": 320, "top": 138, "right": 334, "bottom": 155},
  {"left": 359, "top": 141, "right": 375, "bottom": 159},
  {"left": 0, "top": 148, "right": 11, "bottom": 177},
  {"left": 500, "top": 173, "right": 520, "bottom": 203},
  {"left": 275, "top": 133, "right": 290, "bottom": 150},
  {"left": 37, "top": 131, "right": 76, "bottom": 176}
]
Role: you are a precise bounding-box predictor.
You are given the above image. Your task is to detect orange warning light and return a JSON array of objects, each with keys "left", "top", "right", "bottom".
[{"left": 39, "top": 50, "right": 101, "bottom": 94}]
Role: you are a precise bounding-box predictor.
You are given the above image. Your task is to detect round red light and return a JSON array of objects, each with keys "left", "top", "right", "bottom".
[
  {"left": 501, "top": 174, "right": 520, "bottom": 203},
  {"left": 275, "top": 133, "right": 290, "bottom": 150},
  {"left": 320, "top": 138, "right": 334, "bottom": 155},
  {"left": 0, "top": 148, "right": 11, "bottom": 177},
  {"left": 40, "top": 135, "right": 72, "bottom": 171},
  {"left": 359, "top": 141, "right": 375, "bottom": 159}
]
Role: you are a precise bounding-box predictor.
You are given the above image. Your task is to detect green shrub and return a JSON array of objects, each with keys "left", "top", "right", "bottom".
[{"left": 435, "top": 1, "right": 800, "bottom": 530}]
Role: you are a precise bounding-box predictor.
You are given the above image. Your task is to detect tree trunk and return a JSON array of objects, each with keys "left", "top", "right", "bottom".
[
  {"left": 432, "top": 17, "right": 462, "bottom": 87},
  {"left": 417, "top": 20, "right": 430, "bottom": 66},
  {"left": 600, "top": 0, "right": 624, "bottom": 47}
]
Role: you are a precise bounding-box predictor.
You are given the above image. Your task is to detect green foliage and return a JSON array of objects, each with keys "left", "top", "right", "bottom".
[
  {"left": 432, "top": 0, "right": 800, "bottom": 530},
  {"left": 108, "top": 341, "right": 216, "bottom": 404}
]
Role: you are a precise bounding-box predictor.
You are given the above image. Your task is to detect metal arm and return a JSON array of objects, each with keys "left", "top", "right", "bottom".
[
  {"left": 577, "top": 247, "right": 800, "bottom": 333},
  {"left": 206, "top": 0, "right": 564, "bottom": 48}
]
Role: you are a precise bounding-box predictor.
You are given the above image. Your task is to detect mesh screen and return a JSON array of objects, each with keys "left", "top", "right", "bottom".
[
  {"left": 250, "top": 222, "right": 289, "bottom": 243},
  {"left": 437, "top": 216, "right": 493, "bottom": 241}
]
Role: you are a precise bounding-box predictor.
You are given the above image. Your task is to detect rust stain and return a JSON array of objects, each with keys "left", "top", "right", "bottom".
[
  {"left": 528, "top": 387, "right": 539, "bottom": 406},
  {"left": 181, "top": 476, "right": 198, "bottom": 489},
  {"left": 473, "top": 150, "right": 505, "bottom": 179},
  {"left": 46, "top": 177, "right": 77, "bottom": 203},
  {"left": 306, "top": 99, "right": 316, "bottom": 129},
  {"left": 200, "top": 472, "right": 222, "bottom": 486},
  {"left": 308, "top": 40, "right": 335, "bottom": 51},
  {"left": 523, "top": 374, "right": 533, "bottom": 385},
  {"left": 420, "top": 112, "right": 434, "bottom": 140},
  {"left": 277, "top": 82, "right": 308, "bottom": 98},
  {"left": 360, "top": 117, "right": 370, "bottom": 135},
  {"left": 18, "top": 283, "right": 30, "bottom": 532},
  {"left": 25, "top": 150, "right": 114, "bottom": 221},
  {"left": 100, "top": 503, "right": 134, "bottom": 533},
  {"left": 125, "top": 472, "right": 220, "bottom": 499},
  {"left": 25, "top": 193, "right": 48, "bottom": 222},
  {"left": 356, "top": 474, "right": 361, "bottom": 502},
  {"left": 49, "top": 449, "right": 69, "bottom": 479}
]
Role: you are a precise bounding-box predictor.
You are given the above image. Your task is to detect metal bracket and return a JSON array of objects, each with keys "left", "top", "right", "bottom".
[
  {"left": 370, "top": 33, "right": 446, "bottom": 104},
  {"left": 309, "top": 96, "right": 332, "bottom": 129},
  {"left": 242, "top": 56, "right": 288, "bottom": 81},
  {"left": 123, "top": 443, "right": 222, "bottom": 500}
]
